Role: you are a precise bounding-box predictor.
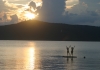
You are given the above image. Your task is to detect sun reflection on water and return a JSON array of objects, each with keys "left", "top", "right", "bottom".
[
  {"left": 25, "top": 42, "right": 36, "bottom": 70},
  {"left": 29, "top": 47, "right": 35, "bottom": 70}
]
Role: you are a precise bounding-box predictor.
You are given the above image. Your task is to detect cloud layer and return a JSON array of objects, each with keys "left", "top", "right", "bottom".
[
  {"left": 0, "top": 0, "right": 100, "bottom": 26},
  {"left": 0, "top": 0, "right": 43, "bottom": 25},
  {"left": 37, "top": 0, "right": 100, "bottom": 26}
]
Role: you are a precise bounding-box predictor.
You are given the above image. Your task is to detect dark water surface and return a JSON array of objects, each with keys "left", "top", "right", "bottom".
[{"left": 0, "top": 40, "right": 100, "bottom": 70}]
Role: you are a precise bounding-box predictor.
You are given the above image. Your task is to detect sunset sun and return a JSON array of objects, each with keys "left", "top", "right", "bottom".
[{"left": 24, "top": 12, "right": 36, "bottom": 20}]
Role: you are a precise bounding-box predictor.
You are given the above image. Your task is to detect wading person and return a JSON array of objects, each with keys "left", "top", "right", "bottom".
[
  {"left": 66, "top": 46, "right": 70, "bottom": 56},
  {"left": 71, "top": 46, "right": 75, "bottom": 56}
]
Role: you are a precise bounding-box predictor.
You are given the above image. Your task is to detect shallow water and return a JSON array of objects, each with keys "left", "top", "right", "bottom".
[{"left": 0, "top": 40, "right": 100, "bottom": 70}]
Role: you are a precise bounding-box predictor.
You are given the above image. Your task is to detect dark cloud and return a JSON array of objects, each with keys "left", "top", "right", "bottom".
[
  {"left": 38, "top": 0, "right": 65, "bottom": 22},
  {"left": 67, "top": 12, "right": 99, "bottom": 24},
  {"left": 28, "top": 1, "right": 36, "bottom": 10},
  {"left": 80, "top": 0, "right": 100, "bottom": 10},
  {"left": 36, "top": 0, "right": 100, "bottom": 26}
]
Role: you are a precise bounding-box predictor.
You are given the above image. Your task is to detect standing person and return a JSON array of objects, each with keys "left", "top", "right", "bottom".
[
  {"left": 66, "top": 46, "right": 70, "bottom": 56},
  {"left": 71, "top": 46, "right": 75, "bottom": 56}
]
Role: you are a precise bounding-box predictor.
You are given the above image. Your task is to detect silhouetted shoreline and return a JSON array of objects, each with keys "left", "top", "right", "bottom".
[{"left": 0, "top": 20, "right": 100, "bottom": 41}]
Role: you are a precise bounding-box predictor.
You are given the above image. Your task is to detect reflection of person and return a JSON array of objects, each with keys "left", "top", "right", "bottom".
[
  {"left": 71, "top": 46, "right": 75, "bottom": 56},
  {"left": 66, "top": 46, "right": 70, "bottom": 56},
  {"left": 67, "top": 58, "right": 69, "bottom": 63},
  {"left": 71, "top": 58, "right": 73, "bottom": 62}
]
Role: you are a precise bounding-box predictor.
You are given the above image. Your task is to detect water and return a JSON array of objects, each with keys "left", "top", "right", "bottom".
[{"left": 0, "top": 40, "right": 100, "bottom": 70}]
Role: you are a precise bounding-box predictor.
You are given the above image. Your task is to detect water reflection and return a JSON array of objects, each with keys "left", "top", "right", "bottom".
[
  {"left": 1, "top": 41, "right": 100, "bottom": 70},
  {"left": 25, "top": 42, "right": 38, "bottom": 70},
  {"left": 66, "top": 58, "right": 75, "bottom": 70},
  {"left": 25, "top": 42, "right": 41, "bottom": 70},
  {"left": 0, "top": 41, "right": 42, "bottom": 70},
  {"left": 66, "top": 58, "right": 73, "bottom": 63},
  {"left": 26, "top": 47, "right": 35, "bottom": 70}
]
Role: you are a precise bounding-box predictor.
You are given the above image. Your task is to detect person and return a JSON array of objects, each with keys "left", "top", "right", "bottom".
[
  {"left": 66, "top": 46, "right": 70, "bottom": 56},
  {"left": 71, "top": 46, "right": 75, "bottom": 56}
]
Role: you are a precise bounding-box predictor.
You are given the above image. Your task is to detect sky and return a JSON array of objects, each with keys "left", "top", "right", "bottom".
[{"left": 0, "top": 0, "right": 100, "bottom": 26}]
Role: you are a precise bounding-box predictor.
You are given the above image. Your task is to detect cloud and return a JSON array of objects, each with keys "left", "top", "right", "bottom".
[
  {"left": 38, "top": 0, "right": 65, "bottom": 22},
  {"left": 64, "top": 0, "right": 100, "bottom": 26},
  {"left": 65, "top": 0, "right": 79, "bottom": 10},
  {"left": 4, "top": 0, "right": 18, "bottom": 9},
  {"left": 36, "top": 0, "right": 100, "bottom": 26},
  {"left": 28, "top": 1, "right": 36, "bottom": 10},
  {"left": 32, "top": 0, "right": 43, "bottom": 7},
  {"left": 96, "top": 9, "right": 100, "bottom": 15},
  {"left": 63, "top": 1, "right": 100, "bottom": 26},
  {"left": 0, "top": 0, "right": 43, "bottom": 25},
  {"left": 10, "top": 14, "right": 18, "bottom": 23},
  {"left": 0, "top": 0, "right": 24, "bottom": 21},
  {"left": 65, "top": 1, "right": 88, "bottom": 14},
  {"left": 0, "top": 0, "right": 100, "bottom": 26},
  {"left": 68, "top": 11, "right": 99, "bottom": 23},
  {"left": 28, "top": 0, "right": 42, "bottom": 12}
]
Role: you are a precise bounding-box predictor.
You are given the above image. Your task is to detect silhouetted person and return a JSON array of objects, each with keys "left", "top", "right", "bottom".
[
  {"left": 66, "top": 46, "right": 70, "bottom": 56},
  {"left": 71, "top": 46, "right": 75, "bottom": 56}
]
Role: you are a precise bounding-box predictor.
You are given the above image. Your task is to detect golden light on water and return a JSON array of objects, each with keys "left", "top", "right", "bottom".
[
  {"left": 28, "top": 47, "right": 35, "bottom": 70},
  {"left": 25, "top": 42, "right": 36, "bottom": 70},
  {"left": 6, "top": 42, "right": 41, "bottom": 70}
]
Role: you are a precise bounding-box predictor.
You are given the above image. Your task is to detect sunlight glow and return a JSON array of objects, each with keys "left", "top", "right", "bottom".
[
  {"left": 24, "top": 12, "right": 36, "bottom": 20},
  {"left": 1, "top": 0, "right": 43, "bottom": 23}
]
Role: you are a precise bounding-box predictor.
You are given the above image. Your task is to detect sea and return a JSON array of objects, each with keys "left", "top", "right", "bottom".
[{"left": 0, "top": 40, "right": 100, "bottom": 70}]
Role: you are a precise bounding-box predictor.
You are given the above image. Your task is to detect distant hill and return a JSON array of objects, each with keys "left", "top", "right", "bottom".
[{"left": 0, "top": 20, "right": 100, "bottom": 41}]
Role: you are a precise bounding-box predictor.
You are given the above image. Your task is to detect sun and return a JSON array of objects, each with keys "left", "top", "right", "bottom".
[{"left": 24, "top": 12, "right": 36, "bottom": 20}]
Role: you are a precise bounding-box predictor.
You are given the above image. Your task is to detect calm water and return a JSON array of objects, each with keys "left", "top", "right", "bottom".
[{"left": 0, "top": 40, "right": 100, "bottom": 70}]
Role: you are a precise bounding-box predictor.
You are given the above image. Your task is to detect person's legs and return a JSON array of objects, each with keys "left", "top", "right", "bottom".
[
  {"left": 71, "top": 51, "right": 73, "bottom": 56},
  {"left": 67, "top": 51, "right": 69, "bottom": 56}
]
